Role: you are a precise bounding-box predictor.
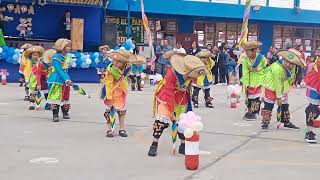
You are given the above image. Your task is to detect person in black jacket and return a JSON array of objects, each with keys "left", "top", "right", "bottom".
[
  {"left": 187, "top": 41, "right": 201, "bottom": 56},
  {"left": 217, "top": 45, "right": 229, "bottom": 84}
]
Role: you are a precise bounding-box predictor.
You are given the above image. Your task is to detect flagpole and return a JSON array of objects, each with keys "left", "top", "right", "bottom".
[{"left": 127, "top": 1, "right": 132, "bottom": 38}]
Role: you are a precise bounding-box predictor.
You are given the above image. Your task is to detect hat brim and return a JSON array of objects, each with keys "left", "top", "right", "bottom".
[
  {"left": 132, "top": 55, "right": 147, "bottom": 65},
  {"left": 171, "top": 54, "right": 208, "bottom": 77},
  {"left": 99, "top": 45, "right": 110, "bottom": 52},
  {"left": 186, "top": 67, "right": 209, "bottom": 78},
  {"left": 106, "top": 52, "right": 130, "bottom": 63},
  {"left": 43, "top": 49, "right": 57, "bottom": 64},
  {"left": 24, "top": 47, "right": 45, "bottom": 58},
  {"left": 278, "top": 51, "right": 306, "bottom": 67}
]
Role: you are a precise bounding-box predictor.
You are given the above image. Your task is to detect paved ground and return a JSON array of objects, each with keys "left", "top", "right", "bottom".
[{"left": 0, "top": 83, "right": 319, "bottom": 180}]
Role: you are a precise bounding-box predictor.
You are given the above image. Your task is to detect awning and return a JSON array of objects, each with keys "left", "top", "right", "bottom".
[{"left": 1, "top": 0, "right": 107, "bottom": 7}]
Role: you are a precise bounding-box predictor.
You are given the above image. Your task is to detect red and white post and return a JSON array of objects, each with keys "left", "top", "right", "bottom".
[{"left": 185, "top": 131, "right": 200, "bottom": 170}]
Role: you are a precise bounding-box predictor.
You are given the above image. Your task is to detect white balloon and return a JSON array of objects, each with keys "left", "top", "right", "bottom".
[
  {"left": 129, "top": 49, "right": 134, "bottom": 53},
  {"left": 95, "top": 58, "right": 100, "bottom": 64},
  {"left": 192, "top": 121, "right": 204, "bottom": 132},
  {"left": 71, "top": 62, "right": 77, "bottom": 68},
  {"left": 0, "top": 47, "right": 3, "bottom": 54},
  {"left": 120, "top": 46, "right": 126, "bottom": 50},
  {"left": 86, "top": 54, "right": 90, "bottom": 59},
  {"left": 184, "top": 128, "right": 194, "bottom": 139},
  {"left": 85, "top": 58, "right": 92, "bottom": 65}
]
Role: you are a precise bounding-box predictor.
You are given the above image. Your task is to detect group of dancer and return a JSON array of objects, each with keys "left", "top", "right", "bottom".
[
  {"left": 240, "top": 41, "right": 320, "bottom": 143},
  {"left": 14, "top": 38, "right": 320, "bottom": 160}
]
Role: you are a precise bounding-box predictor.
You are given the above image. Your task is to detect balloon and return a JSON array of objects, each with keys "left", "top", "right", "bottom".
[
  {"left": 129, "top": 49, "right": 134, "bottom": 53},
  {"left": 71, "top": 62, "right": 77, "bottom": 68},
  {"left": 0, "top": 47, "right": 2, "bottom": 54},
  {"left": 120, "top": 46, "right": 126, "bottom": 50},
  {"left": 85, "top": 58, "right": 92, "bottom": 65},
  {"left": 90, "top": 53, "right": 96, "bottom": 60},
  {"left": 131, "top": 43, "right": 135, "bottom": 50},
  {"left": 1, "top": 52, "right": 8, "bottom": 59},
  {"left": 74, "top": 52, "right": 81, "bottom": 59},
  {"left": 114, "top": 46, "right": 120, "bottom": 50},
  {"left": 6, "top": 56, "right": 13, "bottom": 63},
  {"left": 94, "top": 52, "right": 99, "bottom": 58},
  {"left": 2, "top": 46, "right": 9, "bottom": 52},
  {"left": 80, "top": 55, "right": 86, "bottom": 62},
  {"left": 14, "top": 49, "right": 21, "bottom": 54},
  {"left": 8, "top": 48, "right": 15, "bottom": 55},
  {"left": 80, "top": 62, "right": 87, "bottom": 68},
  {"left": 192, "top": 121, "right": 204, "bottom": 132},
  {"left": 12, "top": 54, "right": 19, "bottom": 61},
  {"left": 184, "top": 128, "right": 194, "bottom": 139}
]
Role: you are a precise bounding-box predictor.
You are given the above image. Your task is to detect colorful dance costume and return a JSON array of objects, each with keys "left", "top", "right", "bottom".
[
  {"left": 241, "top": 41, "right": 267, "bottom": 120},
  {"left": 260, "top": 49, "right": 305, "bottom": 130},
  {"left": 148, "top": 52, "right": 208, "bottom": 157},
  {"left": 47, "top": 39, "right": 72, "bottom": 122},
  {"left": 304, "top": 57, "right": 320, "bottom": 143},
  {"left": 100, "top": 49, "right": 133, "bottom": 137},
  {"left": 18, "top": 44, "right": 33, "bottom": 87},
  {"left": 130, "top": 55, "right": 146, "bottom": 91},
  {"left": 97, "top": 45, "right": 111, "bottom": 79},
  {"left": 24, "top": 46, "right": 45, "bottom": 110},
  {"left": 192, "top": 50, "right": 215, "bottom": 108}
]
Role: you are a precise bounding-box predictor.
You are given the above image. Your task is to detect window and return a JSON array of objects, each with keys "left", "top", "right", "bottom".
[
  {"left": 194, "top": 22, "right": 259, "bottom": 48},
  {"left": 273, "top": 25, "right": 319, "bottom": 51},
  {"left": 144, "top": 19, "right": 177, "bottom": 45},
  {"left": 300, "top": 0, "right": 320, "bottom": 11},
  {"left": 269, "top": 0, "right": 294, "bottom": 8}
]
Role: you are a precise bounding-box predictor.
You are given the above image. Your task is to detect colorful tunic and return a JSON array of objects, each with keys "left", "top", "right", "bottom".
[
  {"left": 153, "top": 67, "right": 192, "bottom": 122},
  {"left": 100, "top": 63, "right": 131, "bottom": 110},
  {"left": 261, "top": 60, "right": 294, "bottom": 104},
  {"left": 96, "top": 54, "right": 111, "bottom": 75},
  {"left": 22, "top": 55, "right": 33, "bottom": 83},
  {"left": 241, "top": 53, "right": 268, "bottom": 99},
  {"left": 193, "top": 58, "right": 215, "bottom": 89},
  {"left": 27, "top": 59, "right": 49, "bottom": 93},
  {"left": 47, "top": 53, "right": 71, "bottom": 105},
  {"left": 304, "top": 59, "right": 320, "bottom": 104},
  {"left": 131, "top": 64, "right": 144, "bottom": 76}
]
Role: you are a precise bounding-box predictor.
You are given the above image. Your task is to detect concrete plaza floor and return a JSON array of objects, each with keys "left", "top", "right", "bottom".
[{"left": 0, "top": 83, "right": 319, "bottom": 180}]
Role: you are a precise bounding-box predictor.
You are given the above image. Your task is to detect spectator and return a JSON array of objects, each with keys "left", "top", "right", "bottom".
[
  {"left": 212, "top": 45, "right": 219, "bottom": 84},
  {"left": 206, "top": 44, "right": 213, "bottom": 53},
  {"left": 155, "top": 39, "right": 172, "bottom": 77},
  {"left": 226, "top": 45, "right": 238, "bottom": 81},
  {"left": 173, "top": 41, "right": 186, "bottom": 54},
  {"left": 217, "top": 45, "right": 229, "bottom": 85},
  {"left": 132, "top": 39, "right": 139, "bottom": 55},
  {"left": 267, "top": 45, "right": 279, "bottom": 66},
  {"left": 295, "top": 44, "right": 306, "bottom": 87},
  {"left": 187, "top": 41, "right": 201, "bottom": 56}
]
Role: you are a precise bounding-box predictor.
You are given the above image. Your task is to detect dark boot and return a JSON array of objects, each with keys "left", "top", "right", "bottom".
[
  {"left": 61, "top": 104, "right": 71, "bottom": 119},
  {"left": 281, "top": 104, "right": 300, "bottom": 130},
  {"left": 137, "top": 76, "right": 142, "bottom": 91},
  {"left": 131, "top": 76, "right": 136, "bottom": 91},
  {"left": 52, "top": 104, "right": 60, "bottom": 122},
  {"left": 192, "top": 96, "right": 199, "bottom": 108},
  {"left": 261, "top": 109, "right": 272, "bottom": 131},
  {"left": 178, "top": 143, "right": 185, "bottom": 155},
  {"left": 148, "top": 141, "right": 158, "bottom": 157},
  {"left": 24, "top": 87, "right": 30, "bottom": 101},
  {"left": 204, "top": 88, "right": 214, "bottom": 108}
]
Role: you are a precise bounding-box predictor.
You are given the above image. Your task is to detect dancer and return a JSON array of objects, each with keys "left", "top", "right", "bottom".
[
  {"left": 260, "top": 48, "right": 305, "bottom": 130},
  {"left": 24, "top": 46, "right": 45, "bottom": 110},
  {"left": 100, "top": 49, "right": 134, "bottom": 137},
  {"left": 304, "top": 54, "right": 320, "bottom": 143},
  {"left": 47, "top": 38, "right": 73, "bottom": 122},
  {"left": 192, "top": 50, "right": 215, "bottom": 108},
  {"left": 19, "top": 43, "right": 33, "bottom": 101},
  {"left": 241, "top": 41, "right": 268, "bottom": 120},
  {"left": 148, "top": 51, "right": 208, "bottom": 157},
  {"left": 130, "top": 54, "right": 146, "bottom": 91},
  {"left": 96, "top": 45, "right": 111, "bottom": 79}
]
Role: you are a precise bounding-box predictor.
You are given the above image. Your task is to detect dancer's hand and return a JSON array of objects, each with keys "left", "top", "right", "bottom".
[
  {"left": 66, "top": 80, "right": 73, "bottom": 86},
  {"left": 277, "top": 98, "right": 282, "bottom": 106}
]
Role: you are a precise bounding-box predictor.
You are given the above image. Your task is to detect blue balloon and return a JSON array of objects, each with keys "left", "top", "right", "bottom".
[
  {"left": 81, "top": 56, "right": 86, "bottom": 62},
  {"left": 114, "top": 46, "right": 120, "bottom": 50},
  {"left": 14, "top": 49, "right": 21, "bottom": 54},
  {"left": 2, "top": 46, "right": 9, "bottom": 52},
  {"left": 94, "top": 52, "right": 99, "bottom": 58},
  {"left": 8, "top": 48, "right": 15, "bottom": 56},
  {"left": 90, "top": 53, "right": 96, "bottom": 60},
  {"left": 12, "top": 54, "right": 19, "bottom": 61},
  {"left": 74, "top": 52, "right": 81, "bottom": 59},
  {"left": 80, "top": 62, "right": 87, "bottom": 68},
  {"left": 1, "top": 52, "right": 8, "bottom": 59},
  {"left": 6, "top": 56, "right": 13, "bottom": 63}
]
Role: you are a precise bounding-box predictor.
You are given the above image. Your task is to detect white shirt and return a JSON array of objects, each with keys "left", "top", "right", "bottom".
[{"left": 173, "top": 47, "right": 186, "bottom": 54}]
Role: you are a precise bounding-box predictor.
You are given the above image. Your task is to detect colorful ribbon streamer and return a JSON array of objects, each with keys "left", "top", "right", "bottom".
[{"left": 276, "top": 106, "right": 282, "bottom": 129}]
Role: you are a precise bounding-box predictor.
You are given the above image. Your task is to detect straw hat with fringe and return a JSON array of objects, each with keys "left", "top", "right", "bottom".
[
  {"left": 131, "top": 54, "right": 147, "bottom": 65},
  {"left": 278, "top": 48, "right": 306, "bottom": 67},
  {"left": 53, "top": 38, "right": 71, "bottom": 51},
  {"left": 20, "top": 43, "right": 33, "bottom": 50},
  {"left": 24, "top": 46, "right": 45, "bottom": 58},
  {"left": 196, "top": 50, "right": 214, "bottom": 58},
  {"left": 99, "top": 45, "right": 110, "bottom": 52},
  {"left": 43, "top": 49, "right": 57, "bottom": 64},
  {"left": 243, "top": 41, "right": 262, "bottom": 50},
  {"left": 106, "top": 49, "right": 136, "bottom": 63}
]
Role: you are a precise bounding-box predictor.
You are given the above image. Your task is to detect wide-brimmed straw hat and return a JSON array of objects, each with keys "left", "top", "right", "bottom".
[
  {"left": 131, "top": 54, "right": 147, "bottom": 65},
  {"left": 278, "top": 48, "right": 306, "bottom": 67},
  {"left": 42, "top": 49, "right": 57, "bottom": 64},
  {"left": 24, "top": 46, "right": 45, "bottom": 58},
  {"left": 53, "top": 38, "right": 71, "bottom": 51},
  {"left": 106, "top": 49, "right": 136, "bottom": 63},
  {"left": 243, "top": 41, "right": 262, "bottom": 50},
  {"left": 99, "top": 45, "right": 110, "bottom": 52},
  {"left": 20, "top": 43, "right": 33, "bottom": 50},
  {"left": 171, "top": 54, "right": 208, "bottom": 78},
  {"left": 196, "top": 50, "right": 214, "bottom": 58},
  {"left": 163, "top": 50, "right": 187, "bottom": 60}
]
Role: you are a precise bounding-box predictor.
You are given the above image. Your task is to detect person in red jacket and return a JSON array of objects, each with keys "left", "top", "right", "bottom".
[{"left": 148, "top": 51, "right": 208, "bottom": 157}]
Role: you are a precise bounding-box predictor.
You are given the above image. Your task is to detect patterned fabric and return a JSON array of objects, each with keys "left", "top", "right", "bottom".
[
  {"left": 261, "top": 109, "right": 272, "bottom": 124},
  {"left": 304, "top": 59, "right": 320, "bottom": 93},
  {"left": 263, "top": 88, "right": 289, "bottom": 104},
  {"left": 247, "top": 87, "right": 261, "bottom": 99},
  {"left": 306, "top": 88, "right": 320, "bottom": 105},
  {"left": 194, "top": 59, "right": 215, "bottom": 88},
  {"left": 47, "top": 53, "right": 71, "bottom": 85},
  {"left": 305, "top": 104, "right": 320, "bottom": 127},
  {"left": 47, "top": 84, "right": 70, "bottom": 105}
]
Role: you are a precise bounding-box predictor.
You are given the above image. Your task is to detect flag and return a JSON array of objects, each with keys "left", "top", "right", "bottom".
[
  {"left": 140, "top": 0, "right": 152, "bottom": 46},
  {"left": 72, "top": 85, "right": 91, "bottom": 98},
  {"left": 109, "top": 106, "right": 117, "bottom": 132},
  {"left": 35, "top": 91, "right": 42, "bottom": 110}
]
